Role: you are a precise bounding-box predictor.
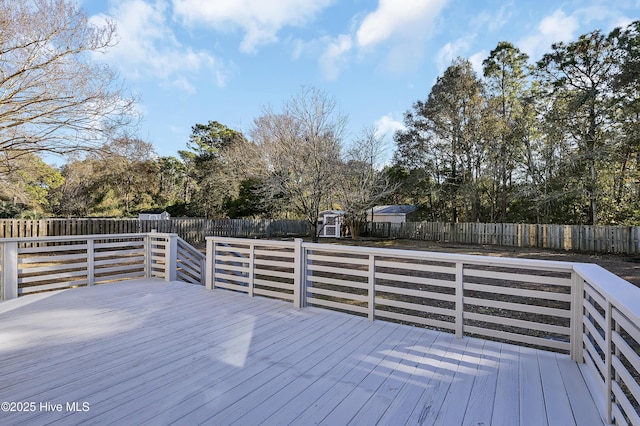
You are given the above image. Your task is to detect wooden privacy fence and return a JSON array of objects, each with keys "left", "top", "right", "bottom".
[
  {"left": 366, "top": 221, "right": 640, "bottom": 255},
  {"left": 0, "top": 218, "right": 311, "bottom": 243}
]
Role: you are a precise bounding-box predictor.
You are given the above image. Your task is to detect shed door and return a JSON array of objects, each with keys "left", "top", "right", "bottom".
[{"left": 322, "top": 215, "right": 341, "bottom": 237}]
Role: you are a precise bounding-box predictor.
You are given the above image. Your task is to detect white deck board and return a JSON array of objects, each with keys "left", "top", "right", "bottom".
[
  {"left": 461, "top": 339, "right": 501, "bottom": 425},
  {"left": 538, "top": 350, "right": 577, "bottom": 426},
  {"left": 492, "top": 343, "right": 521, "bottom": 425},
  {"left": 0, "top": 279, "right": 604, "bottom": 425},
  {"left": 519, "top": 345, "right": 549, "bottom": 425}
]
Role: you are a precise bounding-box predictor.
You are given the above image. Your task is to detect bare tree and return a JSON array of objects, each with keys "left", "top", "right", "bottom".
[
  {"left": 0, "top": 0, "right": 137, "bottom": 162},
  {"left": 337, "top": 127, "right": 396, "bottom": 238},
  {"left": 252, "top": 87, "right": 346, "bottom": 241}
]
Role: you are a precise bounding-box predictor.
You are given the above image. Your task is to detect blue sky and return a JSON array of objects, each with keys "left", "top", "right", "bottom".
[{"left": 81, "top": 0, "right": 639, "bottom": 161}]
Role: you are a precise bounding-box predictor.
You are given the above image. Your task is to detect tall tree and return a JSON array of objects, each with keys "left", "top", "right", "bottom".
[
  {"left": 52, "top": 158, "right": 97, "bottom": 217},
  {"left": 0, "top": 0, "right": 137, "bottom": 161},
  {"left": 252, "top": 87, "right": 346, "bottom": 241},
  {"left": 394, "top": 58, "right": 486, "bottom": 222},
  {"left": 536, "top": 30, "right": 618, "bottom": 225},
  {"left": 608, "top": 21, "right": 640, "bottom": 222},
  {"left": 96, "top": 137, "right": 158, "bottom": 216},
  {"left": 0, "top": 152, "right": 63, "bottom": 213},
  {"left": 483, "top": 42, "right": 530, "bottom": 222},
  {"left": 156, "top": 156, "right": 189, "bottom": 208},
  {"left": 183, "top": 121, "right": 260, "bottom": 218}
]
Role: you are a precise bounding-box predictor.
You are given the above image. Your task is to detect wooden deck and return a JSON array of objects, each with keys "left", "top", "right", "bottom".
[{"left": 0, "top": 279, "right": 603, "bottom": 425}]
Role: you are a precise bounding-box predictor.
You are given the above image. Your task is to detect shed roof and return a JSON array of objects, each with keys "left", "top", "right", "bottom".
[{"left": 371, "top": 205, "right": 417, "bottom": 215}]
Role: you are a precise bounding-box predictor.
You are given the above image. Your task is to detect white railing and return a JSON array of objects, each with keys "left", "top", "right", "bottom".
[
  {"left": 575, "top": 264, "right": 640, "bottom": 425},
  {"left": 0, "top": 233, "right": 205, "bottom": 299},
  {"left": 206, "top": 236, "right": 640, "bottom": 425},
  {"left": 177, "top": 237, "right": 206, "bottom": 285}
]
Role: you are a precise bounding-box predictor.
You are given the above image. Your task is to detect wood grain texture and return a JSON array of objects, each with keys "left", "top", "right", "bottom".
[{"left": 0, "top": 279, "right": 603, "bottom": 425}]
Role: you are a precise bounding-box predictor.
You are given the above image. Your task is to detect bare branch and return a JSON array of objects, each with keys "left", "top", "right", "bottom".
[{"left": 0, "top": 0, "right": 138, "bottom": 161}]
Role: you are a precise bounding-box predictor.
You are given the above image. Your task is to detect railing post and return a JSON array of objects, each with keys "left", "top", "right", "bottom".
[
  {"left": 248, "top": 243, "right": 255, "bottom": 297},
  {"left": 368, "top": 254, "right": 376, "bottom": 322},
  {"left": 144, "top": 234, "right": 152, "bottom": 278},
  {"left": 455, "top": 262, "right": 464, "bottom": 339},
  {"left": 87, "top": 238, "right": 95, "bottom": 286},
  {"left": 293, "top": 238, "right": 303, "bottom": 308},
  {"left": 605, "top": 300, "right": 613, "bottom": 424},
  {"left": 1, "top": 241, "right": 18, "bottom": 300},
  {"left": 205, "top": 237, "right": 215, "bottom": 290},
  {"left": 570, "top": 270, "right": 585, "bottom": 362},
  {"left": 165, "top": 234, "right": 178, "bottom": 282}
]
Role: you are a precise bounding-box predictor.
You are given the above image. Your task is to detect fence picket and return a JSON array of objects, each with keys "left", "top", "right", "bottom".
[
  {"left": 0, "top": 218, "right": 311, "bottom": 243},
  {"left": 362, "top": 221, "right": 640, "bottom": 255}
]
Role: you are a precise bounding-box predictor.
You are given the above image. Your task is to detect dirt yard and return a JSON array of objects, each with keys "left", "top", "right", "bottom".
[{"left": 327, "top": 238, "right": 640, "bottom": 287}]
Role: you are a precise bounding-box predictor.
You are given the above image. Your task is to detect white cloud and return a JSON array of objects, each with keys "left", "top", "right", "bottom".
[
  {"left": 356, "top": 0, "right": 448, "bottom": 49},
  {"left": 172, "top": 0, "right": 334, "bottom": 53},
  {"left": 436, "top": 35, "right": 474, "bottom": 73},
  {"left": 373, "top": 114, "right": 406, "bottom": 165},
  {"left": 315, "top": 0, "right": 449, "bottom": 79},
  {"left": 319, "top": 34, "right": 353, "bottom": 80},
  {"left": 472, "top": 4, "right": 513, "bottom": 32},
  {"left": 469, "top": 50, "right": 488, "bottom": 77},
  {"left": 92, "top": 0, "right": 226, "bottom": 90},
  {"left": 375, "top": 114, "right": 406, "bottom": 139},
  {"left": 518, "top": 10, "right": 580, "bottom": 60}
]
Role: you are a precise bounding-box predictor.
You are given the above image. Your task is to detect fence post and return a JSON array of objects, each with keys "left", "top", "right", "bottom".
[
  {"left": 205, "top": 237, "right": 215, "bottom": 290},
  {"left": 1, "top": 241, "right": 18, "bottom": 300},
  {"left": 165, "top": 234, "right": 178, "bottom": 282},
  {"left": 455, "top": 262, "right": 464, "bottom": 339},
  {"left": 570, "top": 270, "right": 584, "bottom": 363},
  {"left": 293, "top": 238, "right": 303, "bottom": 308},
  {"left": 87, "top": 238, "right": 95, "bottom": 286}
]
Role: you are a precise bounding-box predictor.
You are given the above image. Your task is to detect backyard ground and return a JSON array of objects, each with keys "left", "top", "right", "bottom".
[{"left": 327, "top": 238, "right": 640, "bottom": 287}]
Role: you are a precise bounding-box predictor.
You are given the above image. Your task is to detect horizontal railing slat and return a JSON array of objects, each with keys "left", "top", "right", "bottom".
[
  {"left": 375, "top": 260, "right": 455, "bottom": 275},
  {"left": 254, "top": 268, "right": 294, "bottom": 280},
  {"left": 612, "top": 381, "right": 640, "bottom": 426},
  {"left": 94, "top": 271, "right": 145, "bottom": 283},
  {"left": 253, "top": 288, "right": 295, "bottom": 301},
  {"left": 465, "top": 297, "right": 571, "bottom": 318},
  {"left": 19, "top": 243, "right": 88, "bottom": 254},
  {"left": 611, "top": 345, "right": 640, "bottom": 405},
  {"left": 306, "top": 286, "right": 368, "bottom": 302},
  {"left": 19, "top": 280, "right": 89, "bottom": 294},
  {"left": 307, "top": 275, "right": 368, "bottom": 290},
  {"left": 583, "top": 335, "right": 606, "bottom": 380},
  {"left": 464, "top": 282, "right": 571, "bottom": 302},
  {"left": 464, "top": 312, "right": 570, "bottom": 335},
  {"left": 19, "top": 269, "right": 88, "bottom": 284},
  {"left": 214, "top": 281, "right": 249, "bottom": 293},
  {"left": 465, "top": 325, "right": 570, "bottom": 351},
  {"left": 19, "top": 262, "right": 88, "bottom": 274},
  {"left": 253, "top": 279, "right": 293, "bottom": 291},
  {"left": 464, "top": 269, "right": 571, "bottom": 286},
  {"left": 307, "top": 264, "right": 369, "bottom": 277},
  {"left": 375, "top": 297, "right": 454, "bottom": 317},
  {"left": 307, "top": 297, "right": 368, "bottom": 315},
  {"left": 375, "top": 284, "right": 455, "bottom": 302},
  {"left": 375, "top": 310, "right": 455, "bottom": 331},
  {"left": 376, "top": 272, "right": 454, "bottom": 289}
]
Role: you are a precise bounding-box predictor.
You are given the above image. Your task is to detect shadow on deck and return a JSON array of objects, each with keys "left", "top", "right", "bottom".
[{"left": 0, "top": 279, "right": 603, "bottom": 425}]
